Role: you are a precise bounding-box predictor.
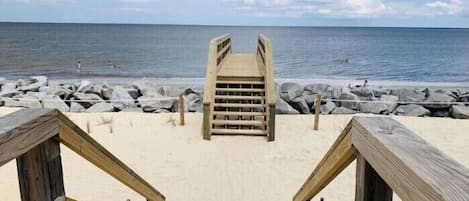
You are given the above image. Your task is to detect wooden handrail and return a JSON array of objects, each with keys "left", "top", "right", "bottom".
[
  {"left": 203, "top": 34, "right": 231, "bottom": 140},
  {"left": 294, "top": 116, "right": 469, "bottom": 201},
  {"left": 0, "top": 109, "right": 165, "bottom": 201},
  {"left": 257, "top": 34, "right": 276, "bottom": 141}
]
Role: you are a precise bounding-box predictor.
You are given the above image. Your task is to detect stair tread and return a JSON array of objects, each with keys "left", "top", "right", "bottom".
[
  {"left": 211, "top": 128, "right": 267, "bottom": 136},
  {"left": 216, "top": 80, "right": 265, "bottom": 85},
  {"left": 215, "top": 95, "right": 264, "bottom": 100},
  {"left": 214, "top": 103, "right": 264, "bottom": 108},
  {"left": 213, "top": 111, "right": 266, "bottom": 116},
  {"left": 213, "top": 119, "right": 266, "bottom": 126},
  {"left": 215, "top": 88, "right": 265, "bottom": 92}
]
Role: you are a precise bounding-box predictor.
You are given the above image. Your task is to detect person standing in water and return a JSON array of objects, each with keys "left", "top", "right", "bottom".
[{"left": 76, "top": 61, "right": 81, "bottom": 73}]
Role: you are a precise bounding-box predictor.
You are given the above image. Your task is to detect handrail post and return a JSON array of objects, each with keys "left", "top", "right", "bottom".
[
  {"left": 355, "top": 153, "right": 393, "bottom": 201},
  {"left": 179, "top": 94, "right": 185, "bottom": 126},
  {"left": 17, "top": 136, "right": 65, "bottom": 201}
]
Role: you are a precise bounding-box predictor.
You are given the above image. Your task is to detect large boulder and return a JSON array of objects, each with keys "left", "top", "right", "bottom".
[
  {"left": 359, "top": 95, "right": 398, "bottom": 115},
  {"left": 451, "top": 105, "right": 469, "bottom": 119},
  {"left": 430, "top": 108, "right": 450, "bottom": 117},
  {"left": 350, "top": 87, "right": 375, "bottom": 99},
  {"left": 288, "top": 96, "right": 310, "bottom": 114},
  {"left": 111, "top": 86, "right": 137, "bottom": 111},
  {"left": 73, "top": 92, "right": 103, "bottom": 108},
  {"left": 458, "top": 93, "right": 469, "bottom": 102},
  {"left": 17, "top": 79, "right": 33, "bottom": 87},
  {"left": 76, "top": 80, "right": 92, "bottom": 92},
  {"left": 338, "top": 92, "right": 360, "bottom": 110},
  {"left": 132, "top": 79, "right": 161, "bottom": 97},
  {"left": 17, "top": 76, "right": 48, "bottom": 92},
  {"left": 390, "top": 88, "right": 426, "bottom": 102},
  {"left": 279, "top": 82, "right": 303, "bottom": 102},
  {"left": 52, "top": 86, "right": 74, "bottom": 100},
  {"left": 4, "top": 97, "right": 42, "bottom": 108},
  {"left": 275, "top": 97, "right": 299, "bottom": 114},
  {"left": 184, "top": 93, "right": 202, "bottom": 112},
  {"left": 320, "top": 101, "right": 336, "bottom": 114},
  {"left": 324, "top": 86, "right": 343, "bottom": 99},
  {"left": 70, "top": 102, "right": 86, "bottom": 113},
  {"left": 42, "top": 96, "right": 69, "bottom": 112},
  {"left": 331, "top": 107, "right": 357, "bottom": 115},
  {"left": 0, "top": 82, "right": 20, "bottom": 97},
  {"left": 158, "top": 86, "right": 186, "bottom": 97},
  {"left": 86, "top": 102, "right": 115, "bottom": 113},
  {"left": 304, "top": 83, "right": 330, "bottom": 95},
  {"left": 423, "top": 93, "right": 456, "bottom": 109},
  {"left": 394, "top": 104, "right": 431, "bottom": 117},
  {"left": 138, "top": 96, "right": 177, "bottom": 112}
]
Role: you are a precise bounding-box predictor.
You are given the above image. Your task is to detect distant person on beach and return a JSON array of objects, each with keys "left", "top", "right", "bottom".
[
  {"left": 76, "top": 61, "right": 81, "bottom": 73},
  {"left": 354, "top": 80, "right": 368, "bottom": 88}
]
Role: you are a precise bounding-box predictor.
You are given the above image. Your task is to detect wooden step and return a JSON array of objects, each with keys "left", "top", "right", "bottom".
[
  {"left": 216, "top": 80, "right": 265, "bottom": 85},
  {"left": 213, "top": 120, "right": 266, "bottom": 126},
  {"left": 211, "top": 128, "right": 267, "bottom": 136},
  {"left": 215, "top": 95, "right": 264, "bottom": 100},
  {"left": 213, "top": 111, "right": 266, "bottom": 116},
  {"left": 215, "top": 88, "right": 265, "bottom": 92},
  {"left": 214, "top": 103, "right": 264, "bottom": 108}
]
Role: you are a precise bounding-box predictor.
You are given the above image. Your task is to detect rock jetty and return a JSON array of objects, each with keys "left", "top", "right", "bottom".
[{"left": 1, "top": 76, "right": 468, "bottom": 119}]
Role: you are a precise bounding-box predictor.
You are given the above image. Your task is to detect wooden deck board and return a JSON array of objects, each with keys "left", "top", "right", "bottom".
[{"left": 217, "top": 54, "right": 263, "bottom": 77}]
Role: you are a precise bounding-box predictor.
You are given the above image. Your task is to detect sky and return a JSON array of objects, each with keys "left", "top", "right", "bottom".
[{"left": 0, "top": 0, "right": 468, "bottom": 28}]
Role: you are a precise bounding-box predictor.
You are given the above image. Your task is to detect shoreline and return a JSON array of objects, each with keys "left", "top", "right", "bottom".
[{"left": 1, "top": 76, "right": 469, "bottom": 119}]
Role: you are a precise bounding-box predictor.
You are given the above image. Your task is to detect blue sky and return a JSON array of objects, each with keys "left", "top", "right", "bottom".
[{"left": 0, "top": 0, "right": 467, "bottom": 27}]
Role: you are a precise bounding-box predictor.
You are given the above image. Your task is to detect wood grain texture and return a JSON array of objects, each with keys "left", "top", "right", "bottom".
[
  {"left": 351, "top": 116, "right": 469, "bottom": 201},
  {"left": 267, "top": 105, "right": 275, "bottom": 142},
  {"left": 0, "top": 109, "right": 58, "bottom": 167},
  {"left": 179, "top": 94, "right": 185, "bottom": 126},
  {"left": 57, "top": 113, "right": 165, "bottom": 201},
  {"left": 355, "top": 153, "right": 393, "bottom": 201},
  {"left": 293, "top": 121, "right": 357, "bottom": 201},
  {"left": 17, "top": 137, "right": 65, "bottom": 201},
  {"left": 313, "top": 95, "right": 321, "bottom": 131}
]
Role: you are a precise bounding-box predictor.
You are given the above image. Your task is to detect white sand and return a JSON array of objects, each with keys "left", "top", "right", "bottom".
[{"left": 0, "top": 107, "right": 468, "bottom": 201}]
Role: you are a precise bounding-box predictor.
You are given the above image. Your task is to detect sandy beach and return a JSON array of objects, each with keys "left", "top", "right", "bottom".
[{"left": 0, "top": 107, "right": 468, "bottom": 201}]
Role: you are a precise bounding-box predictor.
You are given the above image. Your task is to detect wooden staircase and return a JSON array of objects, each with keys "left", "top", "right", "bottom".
[
  {"left": 211, "top": 78, "right": 268, "bottom": 136},
  {"left": 203, "top": 34, "right": 276, "bottom": 141}
]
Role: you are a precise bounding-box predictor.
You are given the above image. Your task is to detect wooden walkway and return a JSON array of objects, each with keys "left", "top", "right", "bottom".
[
  {"left": 202, "top": 34, "right": 276, "bottom": 141},
  {"left": 218, "top": 54, "right": 263, "bottom": 78}
]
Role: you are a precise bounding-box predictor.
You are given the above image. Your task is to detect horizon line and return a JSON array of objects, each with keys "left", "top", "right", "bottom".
[{"left": 0, "top": 20, "right": 467, "bottom": 29}]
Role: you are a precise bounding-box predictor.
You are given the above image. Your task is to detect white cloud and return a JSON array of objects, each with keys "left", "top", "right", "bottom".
[
  {"left": 226, "top": 0, "right": 467, "bottom": 18},
  {"left": 426, "top": 0, "right": 464, "bottom": 15}
]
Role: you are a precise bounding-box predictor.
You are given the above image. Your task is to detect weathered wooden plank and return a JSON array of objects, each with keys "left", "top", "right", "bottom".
[
  {"left": 355, "top": 153, "right": 393, "bottom": 201},
  {"left": 313, "top": 95, "right": 321, "bottom": 131},
  {"left": 57, "top": 113, "right": 165, "bottom": 201},
  {"left": 17, "top": 137, "right": 65, "bottom": 201},
  {"left": 351, "top": 116, "right": 469, "bottom": 201},
  {"left": 203, "top": 104, "right": 211, "bottom": 140},
  {"left": 293, "top": 121, "right": 357, "bottom": 201},
  {"left": 0, "top": 109, "right": 58, "bottom": 167},
  {"left": 267, "top": 105, "right": 275, "bottom": 142},
  {"left": 179, "top": 94, "right": 185, "bottom": 126}
]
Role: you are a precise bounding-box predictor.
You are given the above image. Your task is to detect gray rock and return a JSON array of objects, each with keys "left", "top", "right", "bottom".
[
  {"left": 458, "top": 93, "right": 469, "bottom": 102},
  {"left": 184, "top": 93, "right": 202, "bottom": 112},
  {"left": 39, "top": 86, "right": 55, "bottom": 94},
  {"left": 158, "top": 86, "right": 186, "bottom": 97},
  {"left": 4, "top": 97, "right": 42, "bottom": 108},
  {"left": 61, "top": 84, "right": 76, "bottom": 92},
  {"left": 76, "top": 80, "right": 92, "bottom": 92},
  {"left": 350, "top": 87, "right": 375, "bottom": 99},
  {"left": 324, "top": 86, "right": 343, "bottom": 99},
  {"left": 338, "top": 92, "right": 360, "bottom": 110},
  {"left": 390, "top": 88, "right": 426, "bottom": 102},
  {"left": 451, "top": 105, "right": 469, "bottom": 119},
  {"left": 288, "top": 96, "right": 310, "bottom": 114},
  {"left": 70, "top": 102, "right": 86, "bottom": 113},
  {"left": 394, "top": 104, "right": 431, "bottom": 117},
  {"left": 30, "top": 76, "right": 48, "bottom": 84},
  {"left": 275, "top": 96, "right": 299, "bottom": 114},
  {"left": 26, "top": 92, "right": 48, "bottom": 100},
  {"left": 86, "top": 102, "right": 114, "bottom": 113},
  {"left": 331, "top": 107, "right": 357, "bottom": 115},
  {"left": 53, "top": 87, "right": 74, "bottom": 100},
  {"left": 138, "top": 96, "right": 176, "bottom": 112},
  {"left": 17, "top": 76, "right": 48, "bottom": 92},
  {"left": 42, "top": 96, "right": 69, "bottom": 112},
  {"left": 279, "top": 82, "right": 304, "bottom": 102},
  {"left": 423, "top": 93, "right": 456, "bottom": 109},
  {"left": 359, "top": 95, "right": 398, "bottom": 115},
  {"left": 0, "top": 82, "right": 20, "bottom": 98},
  {"left": 101, "top": 87, "right": 114, "bottom": 100},
  {"left": 303, "top": 92, "right": 318, "bottom": 107},
  {"left": 132, "top": 79, "right": 160, "bottom": 97},
  {"left": 304, "top": 83, "right": 330, "bottom": 94},
  {"left": 120, "top": 107, "right": 143, "bottom": 113},
  {"left": 73, "top": 92, "right": 103, "bottom": 108},
  {"left": 320, "top": 101, "right": 336, "bottom": 114},
  {"left": 111, "top": 86, "right": 137, "bottom": 111},
  {"left": 430, "top": 108, "right": 450, "bottom": 117},
  {"left": 17, "top": 79, "right": 33, "bottom": 87}
]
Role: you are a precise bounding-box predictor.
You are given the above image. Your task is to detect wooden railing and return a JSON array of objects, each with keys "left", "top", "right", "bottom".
[
  {"left": 293, "top": 116, "right": 469, "bottom": 201},
  {"left": 257, "top": 34, "right": 276, "bottom": 141},
  {"left": 203, "top": 34, "right": 231, "bottom": 140},
  {"left": 0, "top": 109, "right": 165, "bottom": 201}
]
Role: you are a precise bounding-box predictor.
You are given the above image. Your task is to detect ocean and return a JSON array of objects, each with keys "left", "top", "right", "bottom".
[{"left": 1, "top": 22, "right": 469, "bottom": 85}]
